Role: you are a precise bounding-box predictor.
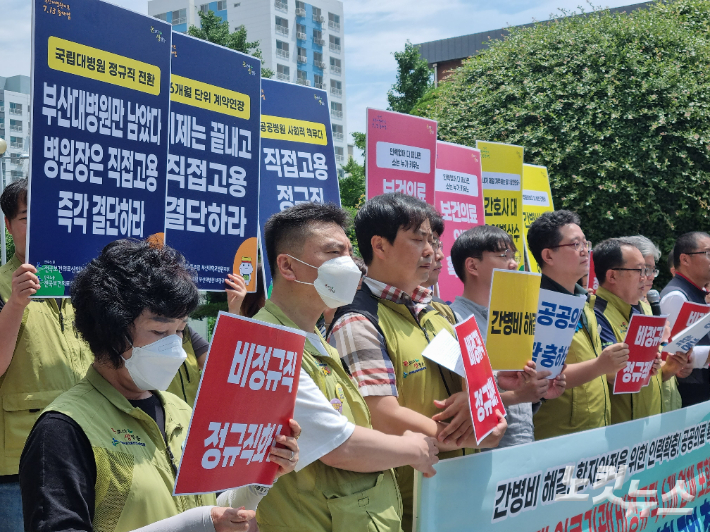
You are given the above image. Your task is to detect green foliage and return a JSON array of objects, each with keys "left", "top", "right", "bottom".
[
  {"left": 187, "top": 11, "right": 274, "bottom": 78},
  {"left": 338, "top": 133, "right": 367, "bottom": 257},
  {"left": 410, "top": 85, "right": 443, "bottom": 117},
  {"left": 4, "top": 228, "right": 14, "bottom": 261},
  {"left": 387, "top": 41, "right": 433, "bottom": 114},
  {"left": 420, "top": 0, "right": 710, "bottom": 287}
]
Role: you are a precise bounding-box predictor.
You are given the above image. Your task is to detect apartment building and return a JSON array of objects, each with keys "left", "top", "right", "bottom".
[{"left": 0, "top": 75, "right": 31, "bottom": 184}]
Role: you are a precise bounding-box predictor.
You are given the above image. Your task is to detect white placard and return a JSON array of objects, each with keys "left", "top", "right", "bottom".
[
  {"left": 664, "top": 311, "right": 710, "bottom": 353},
  {"left": 422, "top": 329, "right": 465, "bottom": 377},
  {"left": 435, "top": 168, "right": 479, "bottom": 196}
]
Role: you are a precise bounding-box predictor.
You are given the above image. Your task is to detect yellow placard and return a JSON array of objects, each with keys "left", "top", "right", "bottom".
[
  {"left": 522, "top": 164, "right": 555, "bottom": 273},
  {"left": 476, "top": 141, "right": 525, "bottom": 256},
  {"left": 48, "top": 36, "right": 161, "bottom": 96},
  {"left": 260, "top": 115, "right": 327, "bottom": 146},
  {"left": 170, "top": 74, "right": 250, "bottom": 120},
  {"left": 486, "top": 269, "right": 541, "bottom": 370}
]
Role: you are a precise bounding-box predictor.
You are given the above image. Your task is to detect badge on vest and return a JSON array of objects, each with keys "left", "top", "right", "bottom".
[
  {"left": 111, "top": 427, "right": 145, "bottom": 447},
  {"left": 330, "top": 383, "right": 346, "bottom": 414},
  {"left": 318, "top": 362, "right": 332, "bottom": 377},
  {"left": 403, "top": 358, "right": 426, "bottom": 378}
]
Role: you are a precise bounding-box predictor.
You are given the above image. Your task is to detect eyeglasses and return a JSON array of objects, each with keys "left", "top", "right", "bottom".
[
  {"left": 611, "top": 267, "right": 657, "bottom": 278},
  {"left": 430, "top": 239, "right": 443, "bottom": 251},
  {"left": 551, "top": 240, "right": 592, "bottom": 253},
  {"left": 493, "top": 249, "right": 521, "bottom": 263},
  {"left": 685, "top": 250, "right": 710, "bottom": 260}
]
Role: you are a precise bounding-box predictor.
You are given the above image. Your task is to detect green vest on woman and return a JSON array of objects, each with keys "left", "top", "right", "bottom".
[
  {"left": 0, "top": 254, "right": 93, "bottom": 475},
  {"left": 254, "top": 300, "right": 403, "bottom": 532},
  {"left": 46, "top": 366, "right": 215, "bottom": 532}
]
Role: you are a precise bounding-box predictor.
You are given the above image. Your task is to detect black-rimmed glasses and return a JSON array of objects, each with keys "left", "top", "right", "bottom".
[{"left": 551, "top": 240, "right": 592, "bottom": 253}]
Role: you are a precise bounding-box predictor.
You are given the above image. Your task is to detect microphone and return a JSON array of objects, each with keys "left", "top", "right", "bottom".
[{"left": 647, "top": 289, "right": 662, "bottom": 316}]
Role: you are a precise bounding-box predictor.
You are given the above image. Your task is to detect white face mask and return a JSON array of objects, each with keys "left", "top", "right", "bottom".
[
  {"left": 123, "top": 334, "right": 187, "bottom": 391},
  {"left": 288, "top": 254, "right": 362, "bottom": 308}
]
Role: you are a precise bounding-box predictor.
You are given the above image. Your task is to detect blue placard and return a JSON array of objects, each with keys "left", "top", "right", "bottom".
[
  {"left": 165, "top": 33, "right": 261, "bottom": 292},
  {"left": 259, "top": 79, "right": 341, "bottom": 291},
  {"left": 28, "top": 0, "right": 172, "bottom": 296}
]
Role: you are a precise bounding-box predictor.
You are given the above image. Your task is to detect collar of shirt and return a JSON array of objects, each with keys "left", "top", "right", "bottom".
[
  {"left": 540, "top": 273, "right": 588, "bottom": 297},
  {"left": 595, "top": 285, "right": 635, "bottom": 320},
  {"left": 675, "top": 272, "right": 707, "bottom": 292},
  {"left": 362, "top": 277, "right": 433, "bottom": 318}
]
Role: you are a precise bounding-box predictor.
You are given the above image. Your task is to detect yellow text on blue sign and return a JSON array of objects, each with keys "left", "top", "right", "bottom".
[
  {"left": 47, "top": 36, "right": 161, "bottom": 96},
  {"left": 170, "top": 74, "right": 250, "bottom": 120},
  {"left": 261, "top": 115, "right": 327, "bottom": 146}
]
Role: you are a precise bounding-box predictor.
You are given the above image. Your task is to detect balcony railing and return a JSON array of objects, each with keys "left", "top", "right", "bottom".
[
  {"left": 172, "top": 16, "right": 186, "bottom": 25},
  {"left": 10, "top": 125, "right": 22, "bottom": 132},
  {"left": 313, "top": 14, "right": 325, "bottom": 23},
  {"left": 330, "top": 87, "right": 342, "bottom": 98},
  {"left": 314, "top": 82, "right": 326, "bottom": 90},
  {"left": 274, "top": 0, "right": 288, "bottom": 12},
  {"left": 336, "top": 154, "right": 344, "bottom": 163},
  {"left": 9, "top": 108, "right": 22, "bottom": 115},
  {"left": 297, "top": 55, "right": 307, "bottom": 63},
  {"left": 296, "top": 78, "right": 311, "bottom": 87},
  {"left": 10, "top": 142, "right": 23, "bottom": 149},
  {"left": 331, "top": 65, "right": 341, "bottom": 76},
  {"left": 328, "top": 21, "right": 340, "bottom": 32},
  {"left": 329, "top": 43, "right": 341, "bottom": 54},
  {"left": 314, "top": 60, "right": 326, "bottom": 69},
  {"left": 313, "top": 37, "right": 325, "bottom": 46},
  {"left": 333, "top": 132, "right": 343, "bottom": 141},
  {"left": 276, "top": 72, "right": 290, "bottom": 81},
  {"left": 295, "top": 7, "right": 305, "bottom": 16},
  {"left": 275, "top": 25, "right": 289, "bottom": 36},
  {"left": 276, "top": 49, "right": 289, "bottom": 59},
  {"left": 297, "top": 31, "right": 306, "bottom": 41},
  {"left": 331, "top": 109, "right": 343, "bottom": 119}
]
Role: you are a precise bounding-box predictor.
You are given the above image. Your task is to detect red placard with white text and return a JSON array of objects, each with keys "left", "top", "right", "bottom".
[
  {"left": 613, "top": 314, "right": 666, "bottom": 394},
  {"left": 366, "top": 108, "right": 437, "bottom": 204},
  {"left": 434, "top": 142, "right": 485, "bottom": 301},
  {"left": 455, "top": 314, "right": 505, "bottom": 444},
  {"left": 669, "top": 301, "right": 710, "bottom": 338},
  {"left": 174, "top": 312, "right": 306, "bottom": 495}
]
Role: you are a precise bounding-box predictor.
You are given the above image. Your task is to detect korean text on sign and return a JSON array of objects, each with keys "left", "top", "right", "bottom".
[
  {"left": 532, "top": 289, "right": 585, "bottom": 378},
  {"left": 613, "top": 314, "right": 667, "bottom": 395},
  {"left": 456, "top": 314, "right": 505, "bottom": 444},
  {"left": 174, "top": 313, "right": 305, "bottom": 494}
]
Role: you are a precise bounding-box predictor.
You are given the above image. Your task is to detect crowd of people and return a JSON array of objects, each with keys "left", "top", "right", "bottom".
[{"left": 1, "top": 177, "right": 707, "bottom": 532}]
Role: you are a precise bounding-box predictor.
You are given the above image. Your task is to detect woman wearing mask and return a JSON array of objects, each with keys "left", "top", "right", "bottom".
[{"left": 19, "top": 240, "right": 300, "bottom": 532}]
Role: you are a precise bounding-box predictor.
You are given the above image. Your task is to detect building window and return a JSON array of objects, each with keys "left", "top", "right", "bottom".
[
  {"left": 330, "top": 79, "right": 342, "bottom": 98},
  {"left": 314, "top": 74, "right": 324, "bottom": 89},
  {"left": 313, "top": 29, "right": 324, "bottom": 46},
  {"left": 334, "top": 146, "right": 344, "bottom": 163},
  {"left": 171, "top": 9, "right": 186, "bottom": 25},
  {"left": 313, "top": 51, "right": 324, "bottom": 69},
  {"left": 275, "top": 0, "right": 287, "bottom": 12},
  {"left": 330, "top": 57, "right": 342, "bottom": 75},
  {"left": 332, "top": 124, "right": 344, "bottom": 141},
  {"left": 276, "top": 64, "right": 290, "bottom": 81},
  {"left": 275, "top": 16, "right": 289, "bottom": 36},
  {"left": 9, "top": 119, "right": 22, "bottom": 133},
  {"left": 276, "top": 40, "right": 290, "bottom": 59},
  {"left": 329, "top": 35, "right": 341, "bottom": 54},
  {"left": 312, "top": 6, "right": 323, "bottom": 22},
  {"left": 199, "top": 4, "right": 209, "bottom": 13},
  {"left": 217, "top": 1, "right": 227, "bottom": 10},
  {"left": 154, "top": 12, "right": 167, "bottom": 20},
  {"left": 295, "top": 0, "right": 305, "bottom": 16},
  {"left": 296, "top": 23, "right": 306, "bottom": 40},
  {"left": 328, "top": 12, "right": 340, "bottom": 31},
  {"left": 9, "top": 103, "right": 22, "bottom": 115},
  {"left": 297, "top": 46, "right": 307, "bottom": 63},
  {"left": 330, "top": 101, "right": 343, "bottom": 119},
  {"left": 10, "top": 136, "right": 23, "bottom": 149}
]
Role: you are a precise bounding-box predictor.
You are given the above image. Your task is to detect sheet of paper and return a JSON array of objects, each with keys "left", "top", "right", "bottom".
[{"left": 422, "top": 329, "right": 465, "bottom": 377}]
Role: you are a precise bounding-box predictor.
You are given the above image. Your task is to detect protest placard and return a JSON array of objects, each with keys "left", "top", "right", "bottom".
[
  {"left": 664, "top": 311, "right": 710, "bottom": 355},
  {"left": 174, "top": 312, "right": 305, "bottom": 494},
  {"left": 587, "top": 250, "right": 599, "bottom": 293},
  {"left": 259, "top": 79, "right": 341, "bottom": 292},
  {"left": 163, "top": 33, "right": 261, "bottom": 292},
  {"left": 669, "top": 301, "right": 710, "bottom": 338},
  {"left": 28, "top": 0, "right": 171, "bottom": 296},
  {"left": 475, "top": 141, "right": 524, "bottom": 251},
  {"left": 532, "top": 289, "right": 585, "bottom": 378},
  {"left": 522, "top": 164, "right": 554, "bottom": 273},
  {"left": 486, "top": 269, "right": 541, "bottom": 370},
  {"left": 366, "top": 109, "right": 437, "bottom": 205},
  {"left": 434, "top": 141, "right": 484, "bottom": 302},
  {"left": 613, "top": 314, "right": 667, "bottom": 394},
  {"left": 455, "top": 315, "right": 505, "bottom": 444}
]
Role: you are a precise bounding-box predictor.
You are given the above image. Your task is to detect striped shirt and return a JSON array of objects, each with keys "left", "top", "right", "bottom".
[{"left": 328, "top": 277, "right": 433, "bottom": 397}]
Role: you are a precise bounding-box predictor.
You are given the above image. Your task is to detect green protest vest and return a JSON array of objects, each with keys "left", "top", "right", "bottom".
[
  {"left": 166, "top": 326, "right": 201, "bottom": 407},
  {"left": 254, "top": 301, "right": 403, "bottom": 532},
  {"left": 46, "top": 366, "right": 215, "bottom": 532},
  {"left": 0, "top": 254, "right": 93, "bottom": 475},
  {"left": 534, "top": 299, "right": 611, "bottom": 440},
  {"left": 333, "top": 285, "right": 465, "bottom": 532},
  {"left": 595, "top": 287, "right": 663, "bottom": 423}
]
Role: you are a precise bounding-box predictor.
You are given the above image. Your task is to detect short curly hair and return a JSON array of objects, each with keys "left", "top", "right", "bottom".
[{"left": 71, "top": 239, "right": 199, "bottom": 368}]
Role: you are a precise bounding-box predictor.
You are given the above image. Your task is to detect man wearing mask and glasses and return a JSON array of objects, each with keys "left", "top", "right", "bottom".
[
  {"left": 660, "top": 232, "right": 710, "bottom": 406},
  {"left": 527, "top": 211, "right": 628, "bottom": 439}
]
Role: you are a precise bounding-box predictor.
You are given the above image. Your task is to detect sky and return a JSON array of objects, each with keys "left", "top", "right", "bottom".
[{"left": 2, "top": 0, "right": 641, "bottom": 152}]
